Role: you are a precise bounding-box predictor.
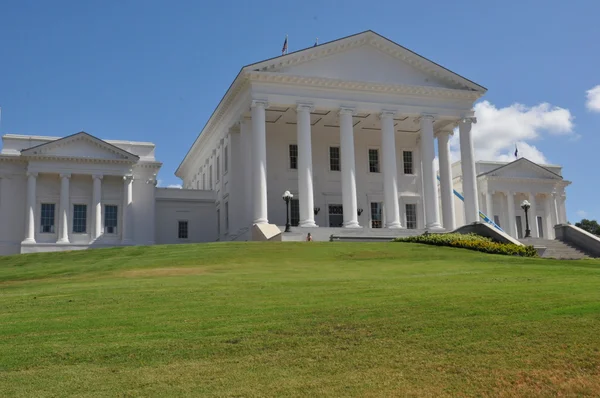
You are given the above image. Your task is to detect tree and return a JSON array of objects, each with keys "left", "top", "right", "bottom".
[{"left": 575, "top": 219, "right": 600, "bottom": 236}]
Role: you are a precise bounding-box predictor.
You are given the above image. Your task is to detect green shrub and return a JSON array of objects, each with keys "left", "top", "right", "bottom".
[{"left": 394, "top": 233, "right": 537, "bottom": 257}]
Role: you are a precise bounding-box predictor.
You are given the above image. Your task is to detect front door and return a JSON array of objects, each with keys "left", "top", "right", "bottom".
[{"left": 328, "top": 204, "right": 343, "bottom": 227}]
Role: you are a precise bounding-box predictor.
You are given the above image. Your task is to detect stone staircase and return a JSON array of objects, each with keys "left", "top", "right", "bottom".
[
  {"left": 280, "top": 226, "right": 425, "bottom": 242},
  {"left": 519, "top": 238, "right": 590, "bottom": 260}
]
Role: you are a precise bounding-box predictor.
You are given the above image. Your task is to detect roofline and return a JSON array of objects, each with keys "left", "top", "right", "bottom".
[{"left": 477, "top": 158, "right": 563, "bottom": 178}]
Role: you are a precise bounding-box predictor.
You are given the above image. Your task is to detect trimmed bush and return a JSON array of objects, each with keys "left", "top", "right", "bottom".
[{"left": 394, "top": 233, "right": 537, "bottom": 257}]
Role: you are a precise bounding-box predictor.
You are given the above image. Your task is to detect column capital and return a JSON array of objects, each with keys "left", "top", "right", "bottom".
[
  {"left": 26, "top": 171, "right": 38, "bottom": 178},
  {"left": 92, "top": 174, "right": 103, "bottom": 180},
  {"left": 378, "top": 110, "right": 397, "bottom": 119},
  {"left": 461, "top": 116, "right": 477, "bottom": 124},
  {"left": 296, "top": 103, "right": 314, "bottom": 113},
  {"left": 435, "top": 130, "right": 453, "bottom": 139},
  {"left": 338, "top": 106, "right": 356, "bottom": 116},
  {"left": 123, "top": 175, "right": 134, "bottom": 182},
  {"left": 251, "top": 99, "right": 269, "bottom": 109},
  {"left": 60, "top": 173, "right": 71, "bottom": 179}
]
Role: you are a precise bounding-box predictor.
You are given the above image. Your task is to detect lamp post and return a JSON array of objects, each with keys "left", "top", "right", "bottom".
[
  {"left": 282, "top": 191, "right": 293, "bottom": 232},
  {"left": 521, "top": 200, "right": 531, "bottom": 238}
]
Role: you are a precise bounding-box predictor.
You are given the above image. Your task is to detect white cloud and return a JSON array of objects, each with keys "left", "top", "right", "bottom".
[
  {"left": 586, "top": 85, "right": 600, "bottom": 112},
  {"left": 449, "top": 100, "right": 575, "bottom": 164},
  {"left": 576, "top": 210, "right": 588, "bottom": 218},
  {"left": 167, "top": 184, "right": 182, "bottom": 189}
]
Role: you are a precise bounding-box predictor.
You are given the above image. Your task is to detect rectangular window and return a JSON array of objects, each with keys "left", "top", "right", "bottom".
[
  {"left": 371, "top": 202, "right": 383, "bottom": 229},
  {"left": 328, "top": 204, "right": 344, "bottom": 227},
  {"left": 403, "top": 151, "right": 414, "bottom": 175},
  {"left": 72, "top": 204, "right": 87, "bottom": 233},
  {"left": 104, "top": 205, "right": 118, "bottom": 234},
  {"left": 40, "top": 203, "right": 56, "bottom": 233},
  {"left": 209, "top": 165, "right": 213, "bottom": 189},
  {"left": 329, "top": 147, "right": 340, "bottom": 171},
  {"left": 493, "top": 215, "right": 501, "bottom": 228},
  {"left": 537, "top": 216, "right": 544, "bottom": 238},
  {"left": 516, "top": 216, "right": 523, "bottom": 239},
  {"left": 225, "top": 202, "right": 229, "bottom": 232},
  {"left": 224, "top": 145, "right": 228, "bottom": 173},
  {"left": 178, "top": 220, "right": 188, "bottom": 239},
  {"left": 406, "top": 204, "right": 417, "bottom": 229},
  {"left": 289, "top": 144, "right": 298, "bottom": 170},
  {"left": 290, "top": 199, "right": 300, "bottom": 227},
  {"left": 216, "top": 155, "right": 220, "bottom": 180},
  {"left": 368, "top": 149, "right": 380, "bottom": 173}
]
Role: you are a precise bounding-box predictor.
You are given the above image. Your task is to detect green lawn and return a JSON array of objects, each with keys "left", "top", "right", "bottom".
[{"left": 1, "top": 243, "right": 599, "bottom": 397}]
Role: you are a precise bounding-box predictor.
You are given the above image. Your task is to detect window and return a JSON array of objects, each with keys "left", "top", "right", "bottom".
[
  {"left": 403, "top": 151, "right": 414, "bottom": 175},
  {"left": 289, "top": 144, "right": 298, "bottom": 170},
  {"left": 537, "top": 216, "right": 544, "bottom": 238},
  {"left": 72, "top": 204, "right": 87, "bottom": 233},
  {"left": 516, "top": 216, "right": 523, "bottom": 239},
  {"left": 202, "top": 173, "right": 206, "bottom": 190},
  {"left": 328, "top": 204, "right": 344, "bottom": 227},
  {"left": 217, "top": 209, "right": 221, "bottom": 236},
  {"left": 40, "top": 203, "right": 56, "bottom": 233},
  {"left": 368, "top": 149, "right": 380, "bottom": 173},
  {"left": 225, "top": 202, "right": 229, "bottom": 232},
  {"left": 224, "top": 145, "right": 228, "bottom": 173},
  {"left": 493, "top": 215, "right": 501, "bottom": 228},
  {"left": 371, "top": 202, "right": 383, "bottom": 228},
  {"left": 329, "top": 147, "right": 340, "bottom": 171},
  {"left": 406, "top": 204, "right": 417, "bottom": 229},
  {"left": 290, "top": 199, "right": 300, "bottom": 227},
  {"left": 216, "top": 155, "right": 220, "bottom": 180},
  {"left": 178, "top": 220, "right": 188, "bottom": 239},
  {"left": 104, "top": 205, "right": 118, "bottom": 234},
  {"left": 209, "top": 165, "right": 213, "bottom": 189}
]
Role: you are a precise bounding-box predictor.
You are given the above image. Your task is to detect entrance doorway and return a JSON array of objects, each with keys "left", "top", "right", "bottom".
[{"left": 328, "top": 204, "right": 343, "bottom": 227}]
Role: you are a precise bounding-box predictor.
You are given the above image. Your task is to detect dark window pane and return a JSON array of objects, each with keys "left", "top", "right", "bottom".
[
  {"left": 178, "top": 221, "right": 188, "bottom": 239},
  {"left": 289, "top": 144, "right": 298, "bottom": 169},
  {"left": 369, "top": 149, "right": 380, "bottom": 173},
  {"left": 73, "top": 204, "right": 87, "bottom": 233},
  {"left": 403, "top": 151, "right": 413, "bottom": 175},
  {"left": 329, "top": 147, "right": 340, "bottom": 171}
]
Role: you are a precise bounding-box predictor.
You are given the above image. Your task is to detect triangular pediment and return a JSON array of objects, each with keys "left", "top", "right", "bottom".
[
  {"left": 244, "top": 31, "right": 486, "bottom": 93},
  {"left": 21, "top": 132, "right": 139, "bottom": 162},
  {"left": 480, "top": 158, "right": 562, "bottom": 180}
]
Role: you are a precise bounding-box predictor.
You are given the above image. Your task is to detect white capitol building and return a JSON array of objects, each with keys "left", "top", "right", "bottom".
[{"left": 0, "top": 31, "right": 571, "bottom": 255}]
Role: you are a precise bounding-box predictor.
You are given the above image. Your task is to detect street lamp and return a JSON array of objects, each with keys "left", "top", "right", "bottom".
[
  {"left": 282, "top": 191, "right": 293, "bottom": 232},
  {"left": 521, "top": 199, "right": 531, "bottom": 238}
]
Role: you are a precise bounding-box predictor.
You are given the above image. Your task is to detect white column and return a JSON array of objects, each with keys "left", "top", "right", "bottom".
[
  {"left": 545, "top": 194, "right": 554, "bottom": 238},
  {"left": 380, "top": 111, "right": 401, "bottom": 228},
  {"left": 240, "top": 117, "right": 253, "bottom": 227},
  {"left": 419, "top": 114, "right": 441, "bottom": 230},
  {"left": 92, "top": 175, "right": 103, "bottom": 240},
  {"left": 57, "top": 174, "right": 71, "bottom": 244},
  {"left": 122, "top": 175, "right": 133, "bottom": 244},
  {"left": 506, "top": 191, "right": 516, "bottom": 238},
  {"left": 251, "top": 100, "right": 269, "bottom": 224},
  {"left": 23, "top": 172, "right": 37, "bottom": 243},
  {"left": 529, "top": 193, "right": 539, "bottom": 238},
  {"left": 297, "top": 103, "right": 317, "bottom": 227},
  {"left": 339, "top": 107, "right": 360, "bottom": 228},
  {"left": 459, "top": 117, "right": 480, "bottom": 224},
  {"left": 485, "top": 190, "right": 494, "bottom": 221},
  {"left": 553, "top": 190, "right": 561, "bottom": 225},
  {"left": 437, "top": 131, "right": 455, "bottom": 230},
  {"left": 559, "top": 195, "right": 567, "bottom": 224}
]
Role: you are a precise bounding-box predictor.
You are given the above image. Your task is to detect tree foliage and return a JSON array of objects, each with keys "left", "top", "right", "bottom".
[{"left": 575, "top": 219, "right": 600, "bottom": 236}]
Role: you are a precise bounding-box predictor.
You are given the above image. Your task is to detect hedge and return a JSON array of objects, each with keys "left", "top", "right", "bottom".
[{"left": 394, "top": 233, "right": 538, "bottom": 257}]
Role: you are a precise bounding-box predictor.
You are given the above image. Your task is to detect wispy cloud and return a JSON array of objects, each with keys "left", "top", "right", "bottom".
[{"left": 586, "top": 85, "right": 600, "bottom": 112}]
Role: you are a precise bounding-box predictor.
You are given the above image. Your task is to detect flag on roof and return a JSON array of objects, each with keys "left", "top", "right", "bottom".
[
  {"left": 314, "top": 38, "right": 318, "bottom": 47},
  {"left": 282, "top": 35, "right": 288, "bottom": 55},
  {"left": 514, "top": 144, "right": 519, "bottom": 158}
]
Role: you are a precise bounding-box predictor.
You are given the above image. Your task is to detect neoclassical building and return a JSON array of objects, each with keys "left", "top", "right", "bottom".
[
  {"left": 0, "top": 30, "right": 573, "bottom": 254},
  {"left": 177, "top": 30, "right": 487, "bottom": 239}
]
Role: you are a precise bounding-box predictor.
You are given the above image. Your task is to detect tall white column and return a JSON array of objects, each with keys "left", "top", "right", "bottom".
[
  {"left": 23, "top": 172, "right": 37, "bottom": 243},
  {"left": 553, "top": 190, "right": 561, "bottom": 225},
  {"left": 380, "top": 111, "right": 401, "bottom": 228},
  {"left": 419, "top": 115, "right": 441, "bottom": 230},
  {"left": 251, "top": 100, "right": 269, "bottom": 224},
  {"left": 559, "top": 195, "right": 567, "bottom": 224},
  {"left": 122, "top": 175, "right": 133, "bottom": 244},
  {"left": 545, "top": 194, "right": 554, "bottom": 238},
  {"left": 57, "top": 173, "right": 71, "bottom": 244},
  {"left": 506, "top": 191, "right": 516, "bottom": 238},
  {"left": 529, "top": 193, "right": 539, "bottom": 238},
  {"left": 92, "top": 175, "right": 103, "bottom": 240},
  {"left": 240, "top": 117, "right": 253, "bottom": 227},
  {"left": 459, "top": 117, "right": 480, "bottom": 224},
  {"left": 297, "top": 103, "right": 317, "bottom": 227},
  {"left": 437, "top": 131, "right": 455, "bottom": 230},
  {"left": 485, "top": 190, "right": 494, "bottom": 220},
  {"left": 339, "top": 107, "right": 360, "bottom": 228}
]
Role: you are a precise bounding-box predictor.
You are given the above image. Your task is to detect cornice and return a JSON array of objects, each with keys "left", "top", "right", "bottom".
[
  {"left": 21, "top": 154, "right": 137, "bottom": 164},
  {"left": 483, "top": 176, "right": 565, "bottom": 184},
  {"left": 245, "top": 71, "right": 482, "bottom": 101}
]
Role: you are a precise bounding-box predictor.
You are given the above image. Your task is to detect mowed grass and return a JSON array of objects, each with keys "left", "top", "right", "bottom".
[{"left": 1, "top": 243, "right": 600, "bottom": 397}]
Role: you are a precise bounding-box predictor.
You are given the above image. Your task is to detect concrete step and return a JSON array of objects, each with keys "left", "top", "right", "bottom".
[
  {"left": 280, "top": 226, "right": 425, "bottom": 242},
  {"left": 519, "top": 238, "right": 589, "bottom": 260}
]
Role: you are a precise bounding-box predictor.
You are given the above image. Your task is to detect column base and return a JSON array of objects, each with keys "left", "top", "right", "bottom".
[
  {"left": 386, "top": 222, "right": 403, "bottom": 229},
  {"left": 56, "top": 238, "right": 71, "bottom": 244},
  {"left": 253, "top": 218, "right": 269, "bottom": 225},
  {"left": 343, "top": 221, "right": 361, "bottom": 228},
  {"left": 426, "top": 224, "right": 445, "bottom": 232},
  {"left": 299, "top": 220, "right": 318, "bottom": 228},
  {"left": 21, "top": 238, "right": 36, "bottom": 244}
]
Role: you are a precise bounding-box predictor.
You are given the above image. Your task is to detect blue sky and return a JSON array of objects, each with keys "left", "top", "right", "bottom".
[{"left": 1, "top": 0, "right": 599, "bottom": 222}]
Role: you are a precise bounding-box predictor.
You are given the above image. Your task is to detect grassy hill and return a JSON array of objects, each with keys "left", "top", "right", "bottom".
[{"left": 1, "top": 242, "right": 599, "bottom": 397}]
